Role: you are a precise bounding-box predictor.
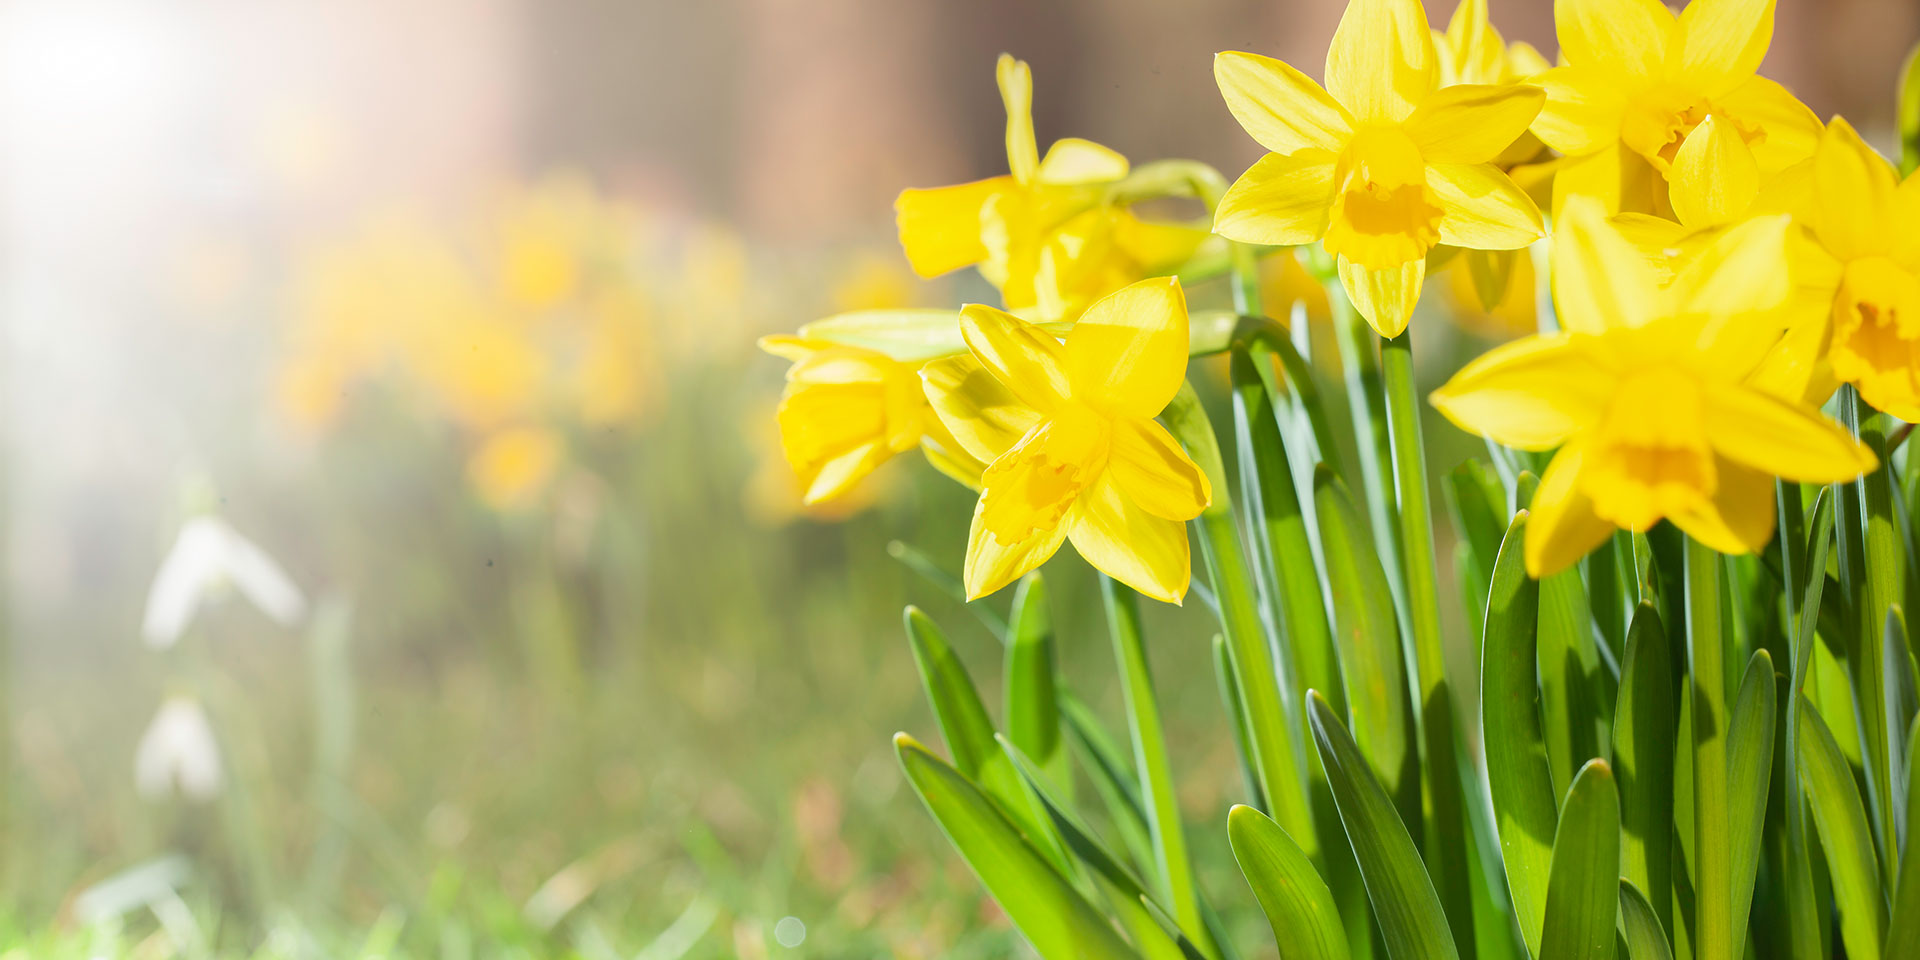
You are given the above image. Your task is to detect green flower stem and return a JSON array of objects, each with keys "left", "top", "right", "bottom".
[
  {"left": 1164, "top": 382, "right": 1316, "bottom": 861},
  {"left": 1101, "top": 576, "right": 1218, "bottom": 959},
  {"left": 1848, "top": 386, "right": 1904, "bottom": 868},
  {"left": 1380, "top": 326, "right": 1475, "bottom": 947},
  {"left": 1686, "top": 535, "right": 1734, "bottom": 960},
  {"left": 1331, "top": 285, "right": 1405, "bottom": 608}
]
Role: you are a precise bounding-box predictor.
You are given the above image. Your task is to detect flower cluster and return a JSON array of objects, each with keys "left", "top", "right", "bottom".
[{"left": 766, "top": 0, "right": 1910, "bottom": 599}]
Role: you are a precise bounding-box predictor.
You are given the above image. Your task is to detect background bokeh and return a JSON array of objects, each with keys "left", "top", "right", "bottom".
[{"left": 1, "top": 0, "right": 1913, "bottom": 956}]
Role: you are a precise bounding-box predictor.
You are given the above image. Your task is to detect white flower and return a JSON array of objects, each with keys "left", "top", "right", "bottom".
[
  {"left": 135, "top": 697, "right": 224, "bottom": 801},
  {"left": 142, "top": 516, "right": 306, "bottom": 648}
]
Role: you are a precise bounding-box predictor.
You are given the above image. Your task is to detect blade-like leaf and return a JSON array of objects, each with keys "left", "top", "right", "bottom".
[
  {"left": 1228, "top": 804, "right": 1352, "bottom": 960},
  {"left": 1780, "top": 485, "right": 1833, "bottom": 960},
  {"left": 1684, "top": 538, "right": 1735, "bottom": 960},
  {"left": 1479, "top": 510, "right": 1557, "bottom": 957},
  {"left": 1308, "top": 690, "right": 1461, "bottom": 960},
  {"left": 1616, "top": 880, "right": 1672, "bottom": 960},
  {"left": 1883, "top": 607, "right": 1917, "bottom": 851},
  {"left": 1888, "top": 715, "right": 1920, "bottom": 955},
  {"left": 1539, "top": 759, "right": 1620, "bottom": 960},
  {"left": 1726, "top": 649, "right": 1777, "bottom": 951},
  {"left": 1799, "top": 699, "right": 1887, "bottom": 960},
  {"left": 895, "top": 734, "right": 1142, "bottom": 960},
  {"left": 1007, "top": 574, "right": 1066, "bottom": 788},
  {"left": 1313, "top": 466, "right": 1416, "bottom": 818},
  {"left": 1612, "top": 603, "right": 1674, "bottom": 944},
  {"left": 1062, "top": 691, "right": 1157, "bottom": 877}
]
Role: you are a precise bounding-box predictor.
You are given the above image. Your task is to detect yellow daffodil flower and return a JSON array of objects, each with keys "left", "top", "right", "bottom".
[
  {"left": 895, "top": 55, "right": 1205, "bottom": 323},
  {"left": 1212, "top": 0, "right": 1546, "bottom": 337},
  {"left": 469, "top": 427, "right": 563, "bottom": 510},
  {"left": 1430, "top": 198, "right": 1874, "bottom": 576},
  {"left": 921, "top": 277, "right": 1211, "bottom": 603},
  {"left": 761, "top": 335, "right": 986, "bottom": 505},
  {"left": 1533, "top": 0, "right": 1820, "bottom": 218},
  {"left": 1748, "top": 118, "right": 1920, "bottom": 418}
]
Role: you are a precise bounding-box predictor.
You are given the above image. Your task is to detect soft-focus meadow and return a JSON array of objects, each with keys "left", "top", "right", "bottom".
[{"left": 1, "top": 1, "right": 1914, "bottom": 957}]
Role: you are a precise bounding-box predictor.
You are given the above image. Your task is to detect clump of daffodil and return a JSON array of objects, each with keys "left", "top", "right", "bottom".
[
  {"left": 1532, "top": 0, "right": 1820, "bottom": 217},
  {"left": 895, "top": 55, "right": 1207, "bottom": 324},
  {"left": 1430, "top": 198, "right": 1874, "bottom": 576},
  {"left": 760, "top": 335, "right": 986, "bottom": 505},
  {"left": 920, "top": 277, "right": 1211, "bottom": 603},
  {"left": 1747, "top": 118, "right": 1920, "bottom": 418},
  {"left": 1212, "top": 0, "right": 1546, "bottom": 337}
]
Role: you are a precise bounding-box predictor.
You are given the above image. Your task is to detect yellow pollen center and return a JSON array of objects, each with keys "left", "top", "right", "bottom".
[
  {"left": 978, "top": 404, "right": 1110, "bottom": 544},
  {"left": 1322, "top": 126, "right": 1443, "bottom": 269},
  {"left": 1582, "top": 369, "right": 1715, "bottom": 531}
]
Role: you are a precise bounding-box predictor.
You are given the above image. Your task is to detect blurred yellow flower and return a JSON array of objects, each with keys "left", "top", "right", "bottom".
[
  {"left": 1212, "top": 0, "right": 1545, "bottom": 336},
  {"left": 1532, "top": 0, "right": 1819, "bottom": 217},
  {"left": 1431, "top": 199, "right": 1873, "bottom": 576},
  {"left": 922, "top": 277, "right": 1211, "bottom": 603},
  {"left": 832, "top": 254, "right": 922, "bottom": 313},
  {"left": 895, "top": 55, "right": 1205, "bottom": 323},
  {"left": 469, "top": 427, "right": 563, "bottom": 510},
  {"left": 761, "top": 335, "right": 985, "bottom": 505}
]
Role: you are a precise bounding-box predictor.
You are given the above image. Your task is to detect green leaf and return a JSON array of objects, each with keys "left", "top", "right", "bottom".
[
  {"left": 1882, "top": 607, "right": 1917, "bottom": 852},
  {"left": 1539, "top": 559, "right": 1608, "bottom": 805},
  {"left": 894, "top": 734, "right": 1143, "bottom": 960},
  {"left": 888, "top": 541, "right": 1009, "bottom": 638},
  {"left": 1228, "top": 804, "right": 1352, "bottom": 960},
  {"left": 904, "top": 606, "right": 1070, "bottom": 873},
  {"left": 1888, "top": 716, "right": 1920, "bottom": 955},
  {"left": 1313, "top": 466, "right": 1417, "bottom": 820},
  {"left": 1062, "top": 691, "right": 1157, "bottom": 878},
  {"left": 1103, "top": 577, "right": 1212, "bottom": 955},
  {"left": 1616, "top": 880, "right": 1673, "bottom": 960},
  {"left": 1214, "top": 633, "right": 1264, "bottom": 810},
  {"left": 1799, "top": 699, "right": 1887, "bottom": 960},
  {"left": 1006, "top": 574, "right": 1066, "bottom": 790},
  {"left": 1684, "top": 538, "right": 1736, "bottom": 960},
  {"left": 1780, "top": 485, "right": 1834, "bottom": 960},
  {"left": 1611, "top": 603, "right": 1674, "bottom": 945},
  {"left": 999, "top": 734, "right": 1191, "bottom": 960},
  {"left": 1307, "top": 691, "right": 1461, "bottom": 960},
  {"left": 1539, "top": 759, "right": 1620, "bottom": 960},
  {"left": 1479, "top": 510, "right": 1557, "bottom": 957},
  {"left": 1726, "top": 649, "right": 1777, "bottom": 952}
]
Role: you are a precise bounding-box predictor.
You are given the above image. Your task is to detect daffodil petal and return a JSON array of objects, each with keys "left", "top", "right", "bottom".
[
  {"left": 1405, "top": 84, "right": 1546, "bottom": 164},
  {"left": 1671, "top": 214, "right": 1794, "bottom": 359},
  {"left": 1213, "top": 51, "right": 1354, "bottom": 155},
  {"left": 1109, "top": 418, "right": 1211, "bottom": 522},
  {"left": 1525, "top": 441, "right": 1616, "bottom": 577},
  {"left": 1065, "top": 277, "right": 1190, "bottom": 419},
  {"left": 1668, "top": 116, "right": 1760, "bottom": 228},
  {"left": 1213, "top": 152, "right": 1338, "bottom": 246},
  {"left": 920, "top": 354, "right": 1044, "bottom": 463},
  {"left": 1891, "top": 174, "right": 1920, "bottom": 268},
  {"left": 960, "top": 303, "right": 1071, "bottom": 413},
  {"left": 1549, "top": 142, "right": 1663, "bottom": 217},
  {"left": 1325, "top": 0, "right": 1436, "bottom": 124},
  {"left": 1671, "top": 457, "right": 1774, "bottom": 554},
  {"left": 998, "top": 55, "right": 1039, "bottom": 185},
  {"left": 1531, "top": 66, "right": 1630, "bottom": 157},
  {"left": 1746, "top": 308, "right": 1839, "bottom": 408},
  {"left": 895, "top": 178, "right": 1007, "bottom": 277},
  {"left": 1430, "top": 333, "right": 1614, "bottom": 450},
  {"left": 1718, "top": 76, "right": 1821, "bottom": 173},
  {"left": 1064, "top": 472, "right": 1191, "bottom": 604},
  {"left": 1429, "top": 163, "right": 1545, "bottom": 251},
  {"left": 1037, "top": 138, "right": 1130, "bottom": 185},
  {"left": 1338, "top": 256, "right": 1425, "bottom": 338},
  {"left": 758, "top": 334, "right": 817, "bottom": 363},
  {"left": 1703, "top": 384, "right": 1877, "bottom": 483},
  {"left": 1554, "top": 0, "right": 1673, "bottom": 77},
  {"left": 1676, "top": 0, "right": 1775, "bottom": 98},
  {"left": 965, "top": 491, "right": 1069, "bottom": 600},
  {"left": 1112, "top": 214, "right": 1211, "bottom": 271},
  {"left": 1551, "top": 196, "right": 1662, "bottom": 334},
  {"left": 919, "top": 429, "right": 989, "bottom": 491},
  {"left": 803, "top": 440, "right": 890, "bottom": 504},
  {"left": 1811, "top": 117, "right": 1899, "bottom": 262}
]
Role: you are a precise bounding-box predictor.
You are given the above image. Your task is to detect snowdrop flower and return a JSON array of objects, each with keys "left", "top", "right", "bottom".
[
  {"left": 142, "top": 517, "right": 307, "bottom": 648},
  {"left": 135, "top": 697, "right": 224, "bottom": 801}
]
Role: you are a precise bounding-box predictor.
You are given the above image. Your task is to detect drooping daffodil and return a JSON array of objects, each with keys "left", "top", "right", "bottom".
[
  {"left": 920, "top": 277, "right": 1211, "bottom": 602},
  {"left": 1430, "top": 198, "right": 1875, "bottom": 576},
  {"left": 1212, "top": 0, "right": 1547, "bottom": 336},
  {"left": 1532, "top": 0, "right": 1820, "bottom": 218},
  {"left": 761, "top": 334, "right": 986, "bottom": 505},
  {"left": 895, "top": 55, "right": 1206, "bottom": 324}
]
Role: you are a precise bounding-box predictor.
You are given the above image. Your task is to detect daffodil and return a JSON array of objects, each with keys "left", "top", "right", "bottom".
[
  {"left": 895, "top": 56, "right": 1206, "bottom": 323},
  {"left": 921, "top": 277, "right": 1211, "bottom": 602},
  {"left": 1212, "top": 0, "right": 1546, "bottom": 336},
  {"left": 1430, "top": 198, "right": 1874, "bottom": 576},
  {"left": 1747, "top": 118, "right": 1920, "bottom": 418},
  {"left": 1532, "top": 0, "right": 1820, "bottom": 218},
  {"left": 469, "top": 427, "right": 564, "bottom": 510},
  {"left": 761, "top": 335, "right": 986, "bottom": 505}
]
